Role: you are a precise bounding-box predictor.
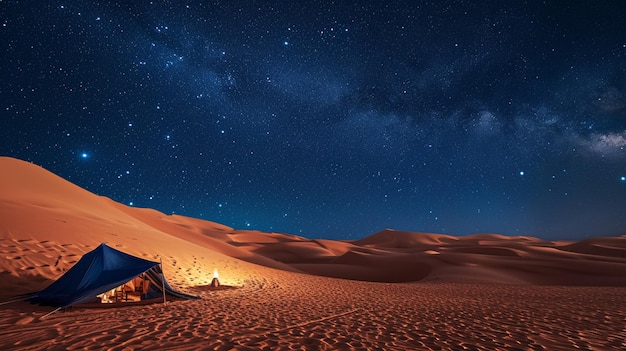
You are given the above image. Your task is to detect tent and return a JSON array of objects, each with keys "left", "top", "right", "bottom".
[{"left": 30, "top": 243, "right": 197, "bottom": 308}]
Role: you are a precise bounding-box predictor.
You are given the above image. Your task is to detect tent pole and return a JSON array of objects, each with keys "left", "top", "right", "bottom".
[{"left": 160, "top": 258, "right": 167, "bottom": 304}]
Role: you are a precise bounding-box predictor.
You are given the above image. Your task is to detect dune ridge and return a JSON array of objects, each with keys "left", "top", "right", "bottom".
[
  {"left": 2, "top": 157, "right": 625, "bottom": 289},
  {"left": 1, "top": 156, "right": 626, "bottom": 350}
]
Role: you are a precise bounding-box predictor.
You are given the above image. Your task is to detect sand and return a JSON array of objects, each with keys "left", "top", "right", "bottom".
[{"left": 1, "top": 157, "right": 625, "bottom": 350}]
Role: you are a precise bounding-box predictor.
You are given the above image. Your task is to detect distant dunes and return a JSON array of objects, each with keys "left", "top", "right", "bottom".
[{"left": 1, "top": 156, "right": 625, "bottom": 289}]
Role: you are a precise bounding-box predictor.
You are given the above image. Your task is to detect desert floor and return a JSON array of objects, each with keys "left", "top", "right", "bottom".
[{"left": 2, "top": 276, "right": 625, "bottom": 351}]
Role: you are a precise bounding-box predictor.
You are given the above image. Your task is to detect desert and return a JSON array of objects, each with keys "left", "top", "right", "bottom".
[{"left": 1, "top": 157, "right": 625, "bottom": 350}]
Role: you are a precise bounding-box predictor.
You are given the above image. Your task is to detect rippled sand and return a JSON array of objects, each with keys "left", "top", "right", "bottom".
[{"left": 2, "top": 275, "right": 625, "bottom": 350}]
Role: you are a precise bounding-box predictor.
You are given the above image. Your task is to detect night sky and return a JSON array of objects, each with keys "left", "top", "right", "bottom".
[{"left": 2, "top": 1, "right": 626, "bottom": 240}]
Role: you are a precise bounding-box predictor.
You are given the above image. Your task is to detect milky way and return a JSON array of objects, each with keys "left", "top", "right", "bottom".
[{"left": 2, "top": 1, "right": 625, "bottom": 239}]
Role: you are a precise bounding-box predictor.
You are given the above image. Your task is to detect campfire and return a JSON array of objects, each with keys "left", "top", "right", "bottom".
[{"left": 211, "top": 268, "right": 220, "bottom": 288}]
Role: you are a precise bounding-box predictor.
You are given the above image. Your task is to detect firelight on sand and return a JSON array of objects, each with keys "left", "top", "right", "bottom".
[{"left": 213, "top": 269, "right": 219, "bottom": 280}]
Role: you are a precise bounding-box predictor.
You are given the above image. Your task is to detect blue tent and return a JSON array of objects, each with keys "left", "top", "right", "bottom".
[{"left": 30, "top": 243, "right": 195, "bottom": 308}]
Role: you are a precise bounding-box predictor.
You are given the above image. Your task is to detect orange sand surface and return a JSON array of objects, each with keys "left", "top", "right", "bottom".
[{"left": 1, "top": 157, "right": 626, "bottom": 350}]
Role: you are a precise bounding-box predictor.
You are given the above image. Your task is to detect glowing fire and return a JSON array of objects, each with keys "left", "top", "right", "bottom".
[{"left": 213, "top": 268, "right": 219, "bottom": 279}]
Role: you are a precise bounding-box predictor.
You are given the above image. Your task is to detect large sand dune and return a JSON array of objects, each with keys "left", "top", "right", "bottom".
[{"left": 1, "top": 157, "right": 625, "bottom": 350}]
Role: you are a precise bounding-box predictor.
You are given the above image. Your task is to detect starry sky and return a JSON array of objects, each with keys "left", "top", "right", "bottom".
[{"left": 2, "top": 1, "right": 626, "bottom": 240}]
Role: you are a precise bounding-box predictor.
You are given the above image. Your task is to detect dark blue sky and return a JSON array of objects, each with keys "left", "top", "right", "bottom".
[{"left": 2, "top": 1, "right": 625, "bottom": 240}]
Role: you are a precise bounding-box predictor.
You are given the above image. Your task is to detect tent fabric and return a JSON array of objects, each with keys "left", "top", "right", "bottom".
[{"left": 30, "top": 243, "right": 196, "bottom": 308}]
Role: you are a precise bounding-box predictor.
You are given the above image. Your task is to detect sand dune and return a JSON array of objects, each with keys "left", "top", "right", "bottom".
[{"left": 1, "top": 156, "right": 626, "bottom": 350}]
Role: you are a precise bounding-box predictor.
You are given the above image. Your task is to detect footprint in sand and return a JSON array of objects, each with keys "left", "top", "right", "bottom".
[{"left": 16, "top": 316, "right": 35, "bottom": 325}]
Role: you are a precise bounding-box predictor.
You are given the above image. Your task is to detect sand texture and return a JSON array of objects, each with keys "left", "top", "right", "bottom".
[{"left": 1, "top": 157, "right": 626, "bottom": 350}]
